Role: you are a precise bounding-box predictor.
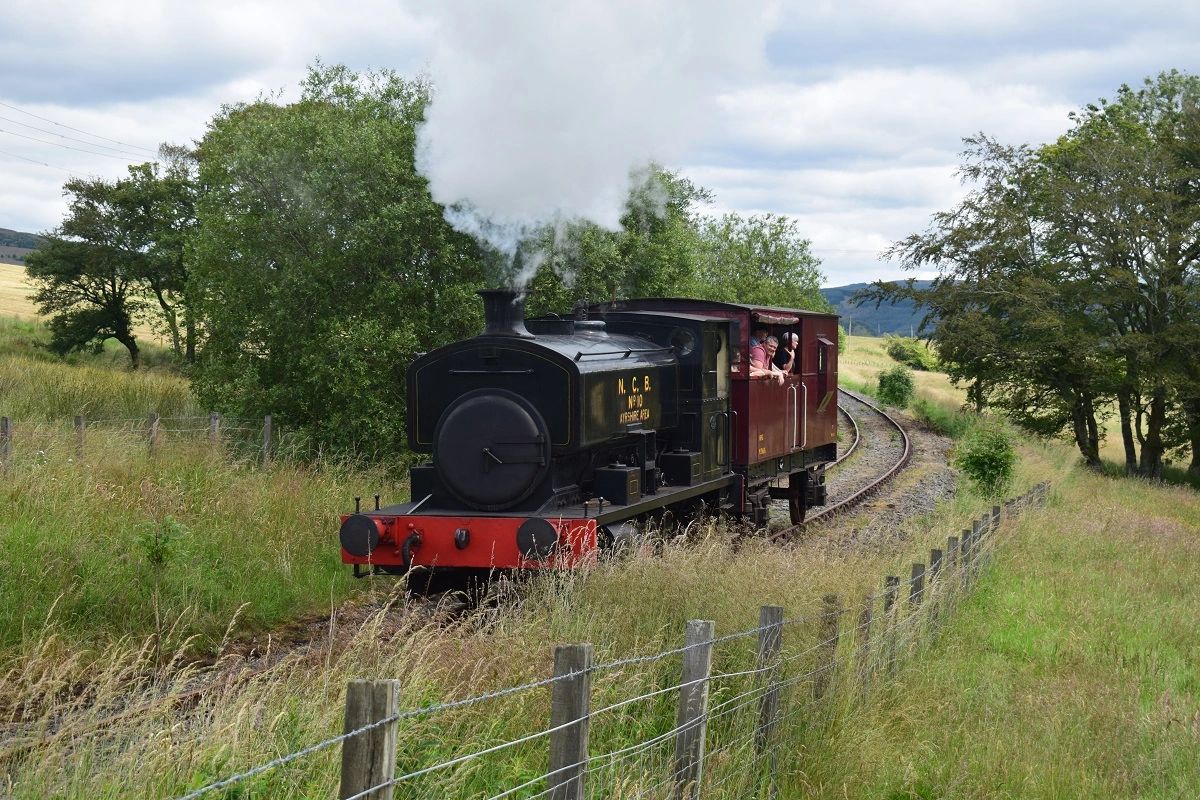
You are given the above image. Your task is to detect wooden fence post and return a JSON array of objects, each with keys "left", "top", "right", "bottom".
[
  {"left": 991, "top": 504, "right": 1001, "bottom": 533},
  {"left": 208, "top": 412, "right": 221, "bottom": 445},
  {"left": 959, "top": 527, "right": 972, "bottom": 591},
  {"left": 909, "top": 563, "right": 925, "bottom": 609},
  {"left": 549, "top": 644, "right": 592, "bottom": 800},
  {"left": 339, "top": 679, "right": 400, "bottom": 800},
  {"left": 813, "top": 594, "right": 842, "bottom": 700},
  {"left": 883, "top": 576, "right": 900, "bottom": 676},
  {"left": 928, "top": 549, "right": 943, "bottom": 627},
  {"left": 674, "top": 621, "right": 715, "bottom": 800},
  {"left": 971, "top": 519, "right": 984, "bottom": 576},
  {"left": 753, "top": 606, "right": 783, "bottom": 800},
  {"left": 262, "top": 414, "right": 273, "bottom": 467},
  {"left": 74, "top": 415, "right": 85, "bottom": 459},
  {"left": 1, "top": 416, "right": 10, "bottom": 468},
  {"left": 147, "top": 413, "right": 160, "bottom": 454},
  {"left": 856, "top": 593, "right": 874, "bottom": 687}
]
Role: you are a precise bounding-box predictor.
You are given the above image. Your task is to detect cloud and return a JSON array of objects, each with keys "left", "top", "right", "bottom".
[
  {"left": 715, "top": 69, "right": 1075, "bottom": 162},
  {"left": 0, "top": 0, "right": 433, "bottom": 104}
]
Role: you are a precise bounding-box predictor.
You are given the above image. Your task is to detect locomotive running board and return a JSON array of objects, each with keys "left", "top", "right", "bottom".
[{"left": 556, "top": 474, "right": 739, "bottom": 526}]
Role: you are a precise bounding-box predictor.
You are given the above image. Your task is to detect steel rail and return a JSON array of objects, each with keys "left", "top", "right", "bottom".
[{"left": 830, "top": 399, "right": 861, "bottom": 467}]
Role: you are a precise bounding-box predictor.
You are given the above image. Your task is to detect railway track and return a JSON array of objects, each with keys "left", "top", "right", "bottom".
[{"left": 770, "top": 387, "right": 911, "bottom": 539}]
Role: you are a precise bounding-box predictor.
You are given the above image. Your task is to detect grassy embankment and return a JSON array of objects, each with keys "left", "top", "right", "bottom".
[
  {"left": 0, "top": 323, "right": 1195, "bottom": 798},
  {"left": 0, "top": 314, "right": 401, "bottom": 657}
]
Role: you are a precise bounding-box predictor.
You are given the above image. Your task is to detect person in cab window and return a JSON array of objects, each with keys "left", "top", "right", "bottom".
[
  {"left": 750, "top": 327, "right": 768, "bottom": 349},
  {"left": 773, "top": 332, "right": 798, "bottom": 374},
  {"left": 753, "top": 336, "right": 785, "bottom": 384}
]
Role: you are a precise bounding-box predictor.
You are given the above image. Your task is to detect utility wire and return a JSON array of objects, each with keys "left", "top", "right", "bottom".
[
  {"left": 0, "top": 114, "right": 152, "bottom": 160},
  {"left": 0, "top": 127, "right": 151, "bottom": 162},
  {"left": 0, "top": 99, "right": 159, "bottom": 156},
  {"left": 0, "top": 147, "right": 74, "bottom": 174}
]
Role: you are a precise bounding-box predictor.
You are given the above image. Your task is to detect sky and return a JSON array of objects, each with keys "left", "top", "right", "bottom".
[{"left": 1, "top": 0, "right": 1197, "bottom": 286}]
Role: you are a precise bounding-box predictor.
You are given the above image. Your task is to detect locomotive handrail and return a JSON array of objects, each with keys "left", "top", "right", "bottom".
[
  {"left": 787, "top": 384, "right": 798, "bottom": 450},
  {"left": 800, "top": 382, "right": 808, "bottom": 449},
  {"left": 573, "top": 346, "right": 674, "bottom": 362}
]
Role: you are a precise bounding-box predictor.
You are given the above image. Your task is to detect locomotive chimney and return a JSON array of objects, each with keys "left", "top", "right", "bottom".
[{"left": 479, "top": 288, "right": 535, "bottom": 338}]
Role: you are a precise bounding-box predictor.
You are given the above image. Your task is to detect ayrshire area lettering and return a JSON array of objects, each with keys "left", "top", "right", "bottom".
[{"left": 616, "top": 374, "right": 654, "bottom": 424}]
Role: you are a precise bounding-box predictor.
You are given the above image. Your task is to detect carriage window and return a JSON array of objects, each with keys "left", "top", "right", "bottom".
[{"left": 815, "top": 335, "right": 835, "bottom": 375}]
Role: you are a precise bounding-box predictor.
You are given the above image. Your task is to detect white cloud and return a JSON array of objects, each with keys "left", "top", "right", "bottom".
[{"left": 717, "top": 69, "right": 1074, "bottom": 159}]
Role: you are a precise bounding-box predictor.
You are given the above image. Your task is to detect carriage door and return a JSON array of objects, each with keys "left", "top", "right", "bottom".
[{"left": 702, "top": 325, "right": 730, "bottom": 474}]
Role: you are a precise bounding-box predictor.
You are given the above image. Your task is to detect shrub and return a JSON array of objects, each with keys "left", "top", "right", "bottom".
[
  {"left": 837, "top": 324, "right": 848, "bottom": 354},
  {"left": 877, "top": 365, "right": 914, "bottom": 408},
  {"left": 885, "top": 336, "right": 938, "bottom": 371},
  {"left": 954, "top": 424, "right": 1017, "bottom": 498}
]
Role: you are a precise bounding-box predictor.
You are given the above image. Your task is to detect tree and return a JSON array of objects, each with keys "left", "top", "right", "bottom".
[
  {"left": 189, "top": 64, "right": 487, "bottom": 456},
  {"left": 1037, "top": 71, "right": 1200, "bottom": 477},
  {"left": 523, "top": 168, "right": 709, "bottom": 314},
  {"left": 869, "top": 136, "right": 1116, "bottom": 467},
  {"left": 870, "top": 72, "right": 1200, "bottom": 478},
  {"left": 25, "top": 177, "right": 149, "bottom": 367},
  {"left": 126, "top": 149, "right": 200, "bottom": 363},
  {"left": 690, "top": 213, "right": 831, "bottom": 311}
]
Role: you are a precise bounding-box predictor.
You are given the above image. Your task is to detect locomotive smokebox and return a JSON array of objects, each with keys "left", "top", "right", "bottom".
[{"left": 480, "top": 288, "right": 535, "bottom": 338}]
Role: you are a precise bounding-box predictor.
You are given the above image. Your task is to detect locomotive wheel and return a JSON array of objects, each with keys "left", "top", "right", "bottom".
[{"left": 788, "top": 471, "right": 808, "bottom": 524}]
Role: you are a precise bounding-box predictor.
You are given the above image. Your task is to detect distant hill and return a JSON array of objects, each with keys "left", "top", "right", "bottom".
[
  {"left": 0, "top": 228, "right": 42, "bottom": 250},
  {"left": 820, "top": 281, "right": 935, "bottom": 337}
]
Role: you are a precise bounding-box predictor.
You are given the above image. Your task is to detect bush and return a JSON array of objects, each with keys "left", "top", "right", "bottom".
[
  {"left": 837, "top": 324, "right": 848, "bottom": 354},
  {"left": 885, "top": 336, "right": 938, "bottom": 371},
  {"left": 877, "top": 365, "right": 914, "bottom": 408},
  {"left": 954, "top": 424, "right": 1017, "bottom": 498}
]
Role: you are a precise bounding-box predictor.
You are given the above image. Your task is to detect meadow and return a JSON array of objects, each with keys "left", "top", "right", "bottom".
[{"left": 0, "top": 314, "right": 1195, "bottom": 798}]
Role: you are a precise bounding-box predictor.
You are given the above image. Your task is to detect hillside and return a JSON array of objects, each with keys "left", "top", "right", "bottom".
[
  {"left": 0, "top": 227, "right": 41, "bottom": 250},
  {"left": 821, "top": 280, "right": 933, "bottom": 336}
]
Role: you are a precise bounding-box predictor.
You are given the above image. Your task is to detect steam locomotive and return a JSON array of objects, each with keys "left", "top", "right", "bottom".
[{"left": 338, "top": 289, "right": 839, "bottom": 587}]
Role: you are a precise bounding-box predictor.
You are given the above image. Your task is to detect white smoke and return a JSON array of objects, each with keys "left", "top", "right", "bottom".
[{"left": 410, "top": 0, "right": 778, "bottom": 279}]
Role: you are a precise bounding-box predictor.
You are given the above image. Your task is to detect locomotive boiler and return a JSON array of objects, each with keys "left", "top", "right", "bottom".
[{"left": 339, "top": 288, "right": 840, "bottom": 589}]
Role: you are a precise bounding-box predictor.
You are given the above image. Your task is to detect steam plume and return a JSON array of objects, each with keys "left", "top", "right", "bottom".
[{"left": 411, "top": 0, "right": 778, "bottom": 280}]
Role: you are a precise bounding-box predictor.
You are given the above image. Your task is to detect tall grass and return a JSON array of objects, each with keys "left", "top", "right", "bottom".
[
  {"left": 0, "top": 423, "right": 403, "bottom": 655},
  {"left": 799, "top": 444, "right": 1200, "bottom": 799}
]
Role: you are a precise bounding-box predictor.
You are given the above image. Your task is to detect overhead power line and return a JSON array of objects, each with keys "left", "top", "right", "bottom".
[
  {"left": 0, "top": 114, "right": 152, "bottom": 160},
  {"left": 0, "top": 147, "right": 75, "bottom": 174},
  {"left": 0, "top": 99, "right": 159, "bottom": 156},
  {"left": 0, "top": 127, "right": 151, "bottom": 162}
]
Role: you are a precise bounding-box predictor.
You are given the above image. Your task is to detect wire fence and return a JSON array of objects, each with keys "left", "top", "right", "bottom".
[
  {"left": 0, "top": 411, "right": 288, "bottom": 469},
  {"left": 167, "top": 481, "right": 1051, "bottom": 800}
]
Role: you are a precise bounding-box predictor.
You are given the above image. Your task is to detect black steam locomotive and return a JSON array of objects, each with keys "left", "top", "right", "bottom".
[{"left": 339, "top": 288, "right": 839, "bottom": 585}]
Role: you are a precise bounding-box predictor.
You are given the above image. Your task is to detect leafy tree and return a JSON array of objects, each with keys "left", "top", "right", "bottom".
[
  {"left": 1036, "top": 71, "right": 1200, "bottom": 477},
  {"left": 525, "top": 169, "right": 709, "bottom": 313},
  {"left": 25, "top": 177, "right": 149, "bottom": 367},
  {"left": 870, "top": 72, "right": 1200, "bottom": 477},
  {"left": 125, "top": 149, "right": 200, "bottom": 363},
  {"left": 189, "top": 65, "right": 486, "bottom": 456},
  {"left": 690, "top": 213, "right": 831, "bottom": 311}
]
